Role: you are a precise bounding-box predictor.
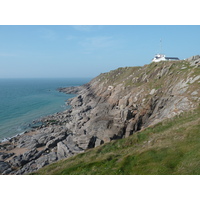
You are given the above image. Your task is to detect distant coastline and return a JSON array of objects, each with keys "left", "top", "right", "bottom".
[{"left": 0, "top": 78, "right": 91, "bottom": 142}]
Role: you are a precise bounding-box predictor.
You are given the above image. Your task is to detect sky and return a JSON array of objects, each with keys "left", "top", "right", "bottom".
[{"left": 0, "top": 25, "right": 200, "bottom": 78}]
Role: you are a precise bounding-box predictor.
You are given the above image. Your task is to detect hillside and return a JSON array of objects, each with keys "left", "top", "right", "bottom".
[
  {"left": 1, "top": 55, "right": 200, "bottom": 175},
  {"left": 32, "top": 106, "right": 200, "bottom": 175}
]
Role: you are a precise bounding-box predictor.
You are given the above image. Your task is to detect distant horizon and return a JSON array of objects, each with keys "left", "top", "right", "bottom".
[
  {"left": 1, "top": 25, "right": 200, "bottom": 79},
  {"left": 0, "top": 77, "right": 93, "bottom": 79}
]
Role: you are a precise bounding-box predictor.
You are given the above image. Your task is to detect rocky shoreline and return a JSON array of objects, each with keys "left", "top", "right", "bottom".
[
  {"left": 1, "top": 56, "right": 200, "bottom": 175},
  {"left": 0, "top": 86, "right": 85, "bottom": 175}
]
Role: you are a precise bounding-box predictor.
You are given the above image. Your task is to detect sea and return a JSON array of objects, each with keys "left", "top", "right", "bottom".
[{"left": 0, "top": 78, "right": 91, "bottom": 142}]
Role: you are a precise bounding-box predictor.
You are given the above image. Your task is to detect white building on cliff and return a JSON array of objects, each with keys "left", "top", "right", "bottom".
[{"left": 152, "top": 54, "right": 179, "bottom": 62}]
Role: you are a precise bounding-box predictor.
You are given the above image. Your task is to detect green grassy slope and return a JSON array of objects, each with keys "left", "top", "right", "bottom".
[{"left": 32, "top": 106, "right": 200, "bottom": 175}]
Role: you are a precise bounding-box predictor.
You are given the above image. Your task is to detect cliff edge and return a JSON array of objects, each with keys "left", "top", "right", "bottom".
[{"left": 61, "top": 57, "right": 200, "bottom": 145}]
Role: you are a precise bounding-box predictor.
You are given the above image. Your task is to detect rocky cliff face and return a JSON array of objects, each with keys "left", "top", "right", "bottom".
[
  {"left": 1, "top": 56, "right": 200, "bottom": 174},
  {"left": 61, "top": 56, "right": 200, "bottom": 145}
]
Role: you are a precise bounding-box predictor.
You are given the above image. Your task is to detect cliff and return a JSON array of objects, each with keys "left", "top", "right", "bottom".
[
  {"left": 60, "top": 56, "right": 200, "bottom": 146},
  {"left": 0, "top": 55, "right": 200, "bottom": 174}
]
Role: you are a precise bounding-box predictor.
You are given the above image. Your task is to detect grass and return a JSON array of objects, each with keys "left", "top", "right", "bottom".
[
  {"left": 31, "top": 106, "right": 200, "bottom": 175},
  {"left": 95, "top": 60, "right": 199, "bottom": 97}
]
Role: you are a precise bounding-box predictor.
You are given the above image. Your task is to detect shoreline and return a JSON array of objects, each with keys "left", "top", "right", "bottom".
[
  {"left": 0, "top": 111, "right": 63, "bottom": 143},
  {"left": 0, "top": 85, "right": 83, "bottom": 174},
  {"left": 0, "top": 131, "right": 25, "bottom": 143},
  {"left": 0, "top": 86, "right": 82, "bottom": 144}
]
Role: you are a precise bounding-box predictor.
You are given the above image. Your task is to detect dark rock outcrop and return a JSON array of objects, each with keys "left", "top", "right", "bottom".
[
  {"left": 57, "top": 85, "right": 85, "bottom": 94},
  {"left": 0, "top": 152, "right": 14, "bottom": 161},
  {"left": 0, "top": 161, "right": 11, "bottom": 174}
]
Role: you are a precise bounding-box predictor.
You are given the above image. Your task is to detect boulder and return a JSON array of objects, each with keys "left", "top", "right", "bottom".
[
  {"left": 0, "top": 161, "right": 11, "bottom": 174},
  {"left": 57, "top": 142, "right": 71, "bottom": 160},
  {"left": 37, "top": 135, "right": 49, "bottom": 145},
  {"left": 22, "top": 148, "right": 38, "bottom": 163},
  {"left": 65, "top": 135, "right": 84, "bottom": 153},
  {"left": 94, "top": 137, "right": 104, "bottom": 147},
  {"left": 73, "top": 135, "right": 91, "bottom": 150},
  {"left": 14, "top": 160, "right": 37, "bottom": 175},
  {"left": 35, "top": 155, "right": 50, "bottom": 169},
  {"left": 9, "top": 155, "right": 23, "bottom": 167},
  {"left": 13, "top": 151, "right": 58, "bottom": 174},
  {"left": 0, "top": 152, "right": 14, "bottom": 161},
  {"left": 27, "top": 139, "right": 41, "bottom": 150},
  {"left": 186, "top": 55, "right": 200, "bottom": 66},
  {"left": 57, "top": 86, "right": 84, "bottom": 94},
  {"left": 9, "top": 148, "right": 43, "bottom": 168},
  {"left": 2, "top": 167, "right": 12, "bottom": 175},
  {"left": 186, "top": 55, "right": 200, "bottom": 62},
  {"left": 48, "top": 152, "right": 58, "bottom": 163},
  {"left": 45, "top": 133, "right": 67, "bottom": 149}
]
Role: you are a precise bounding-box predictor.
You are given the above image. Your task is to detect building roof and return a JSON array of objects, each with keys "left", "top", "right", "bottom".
[{"left": 165, "top": 57, "right": 179, "bottom": 60}]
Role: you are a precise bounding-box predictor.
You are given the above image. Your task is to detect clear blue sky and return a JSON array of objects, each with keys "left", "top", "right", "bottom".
[{"left": 0, "top": 25, "right": 199, "bottom": 78}]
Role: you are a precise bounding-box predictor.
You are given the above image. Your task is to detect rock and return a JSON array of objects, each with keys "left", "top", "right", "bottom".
[
  {"left": 38, "top": 135, "right": 49, "bottom": 145},
  {"left": 186, "top": 55, "right": 200, "bottom": 66},
  {"left": 48, "top": 152, "right": 58, "bottom": 163},
  {"left": 149, "top": 89, "right": 156, "bottom": 95},
  {"left": 121, "top": 109, "right": 132, "bottom": 121},
  {"left": 186, "top": 55, "right": 200, "bottom": 62},
  {"left": 22, "top": 148, "right": 38, "bottom": 163},
  {"left": 9, "top": 148, "right": 43, "bottom": 168},
  {"left": 65, "top": 135, "right": 84, "bottom": 153},
  {"left": 12, "top": 151, "right": 58, "bottom": 174},
  {"left": 2, "top": 167, "right": 12, "bottom": 175},
  {"left": 72, "top": 135, "right": 91, "bottom": 150},
  {"left": 191, "top": 91, "right": 198, "bottom": 96},
  {"left": 16, "top": 135, "right": 31, "bottom": 148},
  {"left": 27, "top": 139, "right": 41, "bottom": 150},
  {"left": 45, "top": 133, "right": 67, "bottom": 149},
  {"left": 9, "top": 155, "right": 23, "bottom": 167},
  {"left": 57, "top": 142, "right": 71, "bottom": 160},
  {"left": 94, "top": 137, "right": 104, "bottom": 147},
  {"left": 189, "top": 75, "right": 200, "bottom": 84},
  {"left": 125, "top": 121, "right": 135, "bottom": 138},
  {"left": 57, "top": 86, "right": 84, "bottom": 94},
  {"left": 0, "top": 161, "right": 11, "bottom": 174},
  {"left": 34, "top": 155, "right": 50, "bottom": 169},
  {"left": 0, "top": 143, "right": 16, "bottom": 151},
  {"left": 0, "top": 152, "right": 14, "bottom": 161}
]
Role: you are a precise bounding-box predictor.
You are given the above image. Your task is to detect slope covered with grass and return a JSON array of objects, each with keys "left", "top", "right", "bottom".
[{"left": 32, "top": 106, "right": 200, "bottom": 175}]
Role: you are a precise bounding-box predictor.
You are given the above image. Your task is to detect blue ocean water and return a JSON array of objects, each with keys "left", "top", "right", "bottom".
[{"left": 0, "top": 78, "right": 90, "bottom": 141}]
